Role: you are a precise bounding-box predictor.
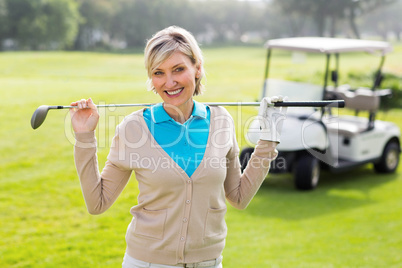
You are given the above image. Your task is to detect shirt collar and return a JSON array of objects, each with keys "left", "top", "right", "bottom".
[
  {"left": 192, "top": 100, "right": 208, "bottom": 119},
  {"left": 150, "top": 100, "right": 207, "bottom": 123}
]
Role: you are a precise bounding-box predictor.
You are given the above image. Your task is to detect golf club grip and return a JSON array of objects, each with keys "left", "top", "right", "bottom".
[{"left": 273, "top": 100, "right": 345, "bottom": 107}]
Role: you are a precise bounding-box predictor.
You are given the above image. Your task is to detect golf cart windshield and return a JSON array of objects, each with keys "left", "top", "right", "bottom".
[
  {"left": 264, "top": 79, "right": 322, "bottom": 101},
  {"left": 263, "top": 79, "right": 323, "bottom": 114}
]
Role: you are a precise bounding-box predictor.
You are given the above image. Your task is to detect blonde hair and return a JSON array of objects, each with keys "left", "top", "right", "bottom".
[{"left": 144, "top": 26, "right": 205, "bottom": 95}]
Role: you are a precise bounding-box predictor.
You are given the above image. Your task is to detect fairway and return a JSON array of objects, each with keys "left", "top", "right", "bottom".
[{"left": 1, "top": 46, "right": 401, "bottom": 267}]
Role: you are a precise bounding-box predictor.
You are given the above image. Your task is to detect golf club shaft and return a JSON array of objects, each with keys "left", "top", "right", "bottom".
[
  {"left": 50, "top": 100, "right": 345, "bottom": 109},
  {"left": 31, "top": 100, "right": 345, "bottom": 130}
]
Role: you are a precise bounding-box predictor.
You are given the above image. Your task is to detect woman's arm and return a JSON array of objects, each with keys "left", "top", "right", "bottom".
[
  {"left": 71, "top": 98, "right": 132, "bottom": 215},
  {"left": 74, "top": 131, "right": 132, "bottom": 215},
  {"left": 224, "top": 96, "right": 285, "bottom": 209},
  {"left": 224, "top": 135, "right": 277, "bottom": 210}
]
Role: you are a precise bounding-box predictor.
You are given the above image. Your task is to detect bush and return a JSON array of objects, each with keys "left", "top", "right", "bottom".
[
  {"left": 381, "top": 72, "right": 402, "bottom": 109},
  {"left": 345, "top": 70, "right": 402, "bottom": 110}
]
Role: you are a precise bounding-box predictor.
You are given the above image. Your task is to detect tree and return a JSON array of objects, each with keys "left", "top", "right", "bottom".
[
  {"left": 349, "top": 0, "right": 397, "bottom": 38},
  {"left": 110, "top": 0, "right": 205, "bottom": 48},
  {"left": 110, "top": 0, "right": 155, "bottom": 48},
  {"left": 0, "top": 0, "right": 7, "bottom": 49},
  {"left": 42, "top": 0, "right": 81, "bottom": 49},
  {"left": 273, "top": 0, "right": 397, "bottom": 38},
  {"left": 74, "top": 0, "right": 116, "bottom": 50},
  {"left": 360, "top": 0, "right": 402, "bottom": 40},
  {"left": 4, "top": 0, "right": 80, "bottom": 50},
  {"left": 192, "top": 0, "right": 265, "bottom": 43}
]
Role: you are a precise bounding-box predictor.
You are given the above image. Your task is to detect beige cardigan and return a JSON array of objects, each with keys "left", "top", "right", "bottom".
[{"left": 74, "top": 106, "right": 277, "bottom": 265}]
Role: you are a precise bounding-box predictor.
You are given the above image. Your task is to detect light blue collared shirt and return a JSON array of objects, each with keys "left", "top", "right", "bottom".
[{"left": 143, "top": 100, "right": 210, "bottom": 177}]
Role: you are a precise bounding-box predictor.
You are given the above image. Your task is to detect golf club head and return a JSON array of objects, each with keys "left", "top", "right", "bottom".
[{"left": 31, "top": 105, "right": 50, "bottom": 129}]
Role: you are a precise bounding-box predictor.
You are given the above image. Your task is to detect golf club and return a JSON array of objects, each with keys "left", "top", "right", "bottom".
[{"left": 30, "top": 100, "right": 345, "bottom": 130}]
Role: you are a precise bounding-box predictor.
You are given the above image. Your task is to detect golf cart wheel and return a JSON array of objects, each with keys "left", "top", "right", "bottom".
[
  {"left": 294, "top": 153, "right": 320, "bottom": 190},
  {"left": 374, "top": 140, "right": 400, "bottom": 173},
  {"left": 240, "top": 147, "right": 254, "bottom": 172}
]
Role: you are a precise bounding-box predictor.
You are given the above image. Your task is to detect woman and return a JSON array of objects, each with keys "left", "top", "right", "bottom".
[{"left": 70, "top": 26, "right": 287, "bottom": 268}]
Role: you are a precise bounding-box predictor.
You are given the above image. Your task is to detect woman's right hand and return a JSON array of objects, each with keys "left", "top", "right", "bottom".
[
  {"left": 69, "top": 98, "right": 100, "bottom": 133},
  {"left": 258, "top": 96, "right": 288, "bottom": 143}
]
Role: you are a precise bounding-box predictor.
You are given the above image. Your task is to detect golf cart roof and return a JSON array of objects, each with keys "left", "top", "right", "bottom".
[{"left": 265, "top": 37, "right": 392, "bottom": 55}]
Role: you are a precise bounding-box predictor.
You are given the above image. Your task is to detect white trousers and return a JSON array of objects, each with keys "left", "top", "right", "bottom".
[{"left": 122, "top": 253, "right": 223, "bottom": 268}]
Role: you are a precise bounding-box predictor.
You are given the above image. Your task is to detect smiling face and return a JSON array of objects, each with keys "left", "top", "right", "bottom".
[{"left": 152, "top": 51, "right": 200, "bottom": 115}]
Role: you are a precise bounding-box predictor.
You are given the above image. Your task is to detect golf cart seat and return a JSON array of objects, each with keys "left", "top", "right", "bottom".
[
  {"left": 327, "top": 85, "right": 392, "bottom": 112},
  {"left": 339, "top": 87, "right": 379, "bottom": 111},
  {"left": 326, "top": 85, "right": 393, "bottom": 134},
  {"left": 326, "top": 117, "right": 371, "bottom": 137}
]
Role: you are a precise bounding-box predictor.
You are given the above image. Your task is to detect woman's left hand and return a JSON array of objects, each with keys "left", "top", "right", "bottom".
[{"left": 258, "top": 96, "right": 288, "bottom": 143}]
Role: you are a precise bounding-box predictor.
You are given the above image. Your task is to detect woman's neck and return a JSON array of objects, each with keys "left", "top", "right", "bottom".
[{"left": 163, "top": 99, "right": 194, "bottom": 124}]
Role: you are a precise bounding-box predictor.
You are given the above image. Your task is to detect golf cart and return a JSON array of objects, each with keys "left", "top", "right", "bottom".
[{"left": 241, "top": 37, "right": 401, "bottom": 190}]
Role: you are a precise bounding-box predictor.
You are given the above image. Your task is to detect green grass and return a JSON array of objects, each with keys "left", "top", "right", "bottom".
[{"left": 0, "top": 46, "right": 401, "bottom": 267}]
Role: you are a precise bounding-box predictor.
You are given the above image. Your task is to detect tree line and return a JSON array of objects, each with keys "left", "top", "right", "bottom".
[{"left": 0, "top": 0, "right": 400, "bottom": 51}]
